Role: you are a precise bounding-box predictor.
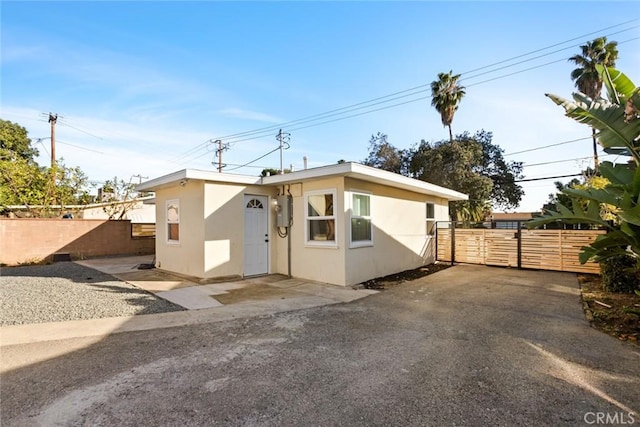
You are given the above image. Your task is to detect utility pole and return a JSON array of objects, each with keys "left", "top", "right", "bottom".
[
  {"left": 48, "top": 113, "right": 58, "bottom": 206},
  {"left": 213, "top": 140, "right": 229, "bottom": 173},
  {"left": 131, "top": 174, "right": 148, "bottom": 184},
  {"left": 48, "top": 113, "right": 57, "bottom": 168},
  {"left": 275, "top": 129, "right": 290, "bottom": 173}
]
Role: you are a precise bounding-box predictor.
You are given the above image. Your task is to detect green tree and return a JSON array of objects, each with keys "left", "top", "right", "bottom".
[
  {"left": 56, "top": 163, "right": 92, "bottom": 207},
  {"left": 362, "top": 132, "right": 410, "bottom": 175},
  {"left": 542, "top": 178, "right": 582, "bottom": 213},
  {"left": 569, "top": 37, "right": 619, "bottom": 166},
  {"left": 410, "top": 131, "right": 523, "bottom": 221},
  {"left": 0, "top": 120, "right": 92, "bottom": 216},
  {"left": 430, "top": 71, "right": 466, "bottom": 143},
  {"left": 260, "top": 168, "right": 291, "bottom": 177},
  {"left": 0, "top": 154, "right": 48, "bottom": 215},
  {"left": 529, "top": 67, "right": 640, "bottom": 264},
  {"left": 0, "top": 119, "right": 38, "bottom": 160}
]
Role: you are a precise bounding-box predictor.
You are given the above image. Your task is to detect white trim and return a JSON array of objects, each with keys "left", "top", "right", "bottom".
[
  {"left": 348, "top": 190, "right": 373, "bottom": 248},
  {"left": 263, "top": 162, "right": 468, "bottom": 201},
  {"left": 304, "top": 189, "right": 338, "bottom": 247},
  {"left": 166, "top": 199, "right": 180, "bottom": 245},
  {"left": 426, "top": 202, "right": 436, "bottom": 236},
  {"left": 137, "top": 169, "right": 261, "bottom": 192},
  {"left": 137, "top": 163, "right": 468, "bottom": 202}
]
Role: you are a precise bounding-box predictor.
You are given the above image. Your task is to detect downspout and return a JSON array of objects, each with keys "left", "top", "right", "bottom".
[
  {"left": 287, "top": 185, "right": 292, "bottom": 278},
  {"left": 288, "top": 220, "right": 292, "bottom": 278}
]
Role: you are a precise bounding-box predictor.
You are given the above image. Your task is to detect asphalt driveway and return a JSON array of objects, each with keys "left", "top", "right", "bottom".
[{"left": 2, "top": 265, "right": 638, "bottom": 426}]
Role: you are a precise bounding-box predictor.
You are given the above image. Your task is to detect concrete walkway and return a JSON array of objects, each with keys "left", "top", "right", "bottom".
[{"left": 1, "top": 256, "right": 377, "bottom": 346}]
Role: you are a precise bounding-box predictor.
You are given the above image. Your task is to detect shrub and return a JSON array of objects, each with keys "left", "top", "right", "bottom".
[{"left": 600, "top": 255, "right": 640, "bottom": 293}]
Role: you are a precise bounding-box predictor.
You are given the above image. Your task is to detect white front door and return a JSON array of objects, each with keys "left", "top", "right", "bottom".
[{"left": 243, "top": 195, "right": 269, "bottom": 276}]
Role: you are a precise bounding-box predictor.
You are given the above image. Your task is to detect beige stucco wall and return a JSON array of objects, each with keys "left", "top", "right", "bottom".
[
  {"left": 343, "top": 177, "right": 449, "bottom": 286},
  {"left": 274, "top": 176, "right": 346, "bottom": 286},
  {"left": 155, "top": 180, "right": 279, "bottom": 280},
  {"left": 154, "top": 180, "right": 206, "bottom": 278},
  {"left": 202, "top": 183, "right": 277, "bottom": 279}
]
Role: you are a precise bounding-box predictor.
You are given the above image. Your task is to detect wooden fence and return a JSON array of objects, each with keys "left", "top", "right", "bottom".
[{"left": 436, "top": 227, "right": 605, "bottom": 274}]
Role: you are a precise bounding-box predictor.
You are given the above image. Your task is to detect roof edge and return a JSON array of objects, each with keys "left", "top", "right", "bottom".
[
  {"left": 263, "top": 162, "right": 468, "bottom": 201},
  {"left": 136, "top": 169, "right": 260, "bottom": 191}
]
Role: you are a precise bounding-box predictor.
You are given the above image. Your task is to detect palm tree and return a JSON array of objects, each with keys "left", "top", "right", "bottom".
[
  {"left": 569, "top": 37, "right": 619, "bottom": 166},
  {"left": 430, "top": 70, "right": 466, "bottom": 143}
]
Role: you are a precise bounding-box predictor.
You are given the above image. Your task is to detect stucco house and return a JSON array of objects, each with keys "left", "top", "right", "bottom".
[{"left": 136, "top": 162, "right": 467, "bottom": 287}]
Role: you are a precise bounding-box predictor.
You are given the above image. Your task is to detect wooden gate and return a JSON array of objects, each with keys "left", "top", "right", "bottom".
[{"left": 436, "top": 226, "right": 605, "bottom": 274}]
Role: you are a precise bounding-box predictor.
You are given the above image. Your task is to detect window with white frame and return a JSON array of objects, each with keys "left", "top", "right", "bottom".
[
  {"left": 426, "top": 202, "right": 435, "bottom": 235},
  {"left": 350, "top": 192, "right": 372, "bottom": 246},
  {"left": 305, "top": 190, "right": 337, "bottom": 246},
  {"left": 166, "top": 199, "right": 180, "bottom": 244}
]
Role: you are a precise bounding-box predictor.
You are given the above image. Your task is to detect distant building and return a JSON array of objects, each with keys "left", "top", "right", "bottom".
[
  {"left": 3, "top": 196, "right": 155, "bottom": 222},
  {"left": 486, "top": 212, "right": 540, "bottom": 229}
]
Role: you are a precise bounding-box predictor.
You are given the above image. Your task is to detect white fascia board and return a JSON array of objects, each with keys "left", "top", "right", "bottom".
[
  {"left": 262, "top": 162, "right": 468, "bottom": 201},
  {"left": 261, "top": 162, "right": 353, "bottom": 185},
  {"left": 349, "top": 163, "right": 468, "bottom": 201},
  {"left": 136, "top": 169, "right": 260, "bottom": 191}
]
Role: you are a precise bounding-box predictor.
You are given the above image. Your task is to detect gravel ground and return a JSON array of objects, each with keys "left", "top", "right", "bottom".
[{"left": 0, "top": 262, "right": 185, "bottom": 326}]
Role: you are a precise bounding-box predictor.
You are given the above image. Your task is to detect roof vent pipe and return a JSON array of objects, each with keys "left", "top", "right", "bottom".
[
  {"left": 290, "top": 164, "right": 295, "bottom": 172},
  {"left": 303, "top": 156, "right": 308, "bottom": 170}
]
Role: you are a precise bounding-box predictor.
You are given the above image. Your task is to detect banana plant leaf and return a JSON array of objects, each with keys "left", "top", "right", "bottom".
[
  {"left": 597, "top": 65, "right": 636, "bottom": 101},
  {"left": 546, "top": 93, "right": 640, "bottom": 164}
]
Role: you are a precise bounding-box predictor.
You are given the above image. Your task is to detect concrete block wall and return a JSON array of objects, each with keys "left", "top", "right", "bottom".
[{"left": 0, "top": 219, "right": 155, "bottom": 265}]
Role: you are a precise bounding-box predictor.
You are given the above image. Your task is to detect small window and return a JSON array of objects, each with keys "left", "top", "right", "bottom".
[
  {"left": 350, "top": 192, "right": 372, "bottom": 246},
  {"left": 246, "top": 198, "right": 264, "bottom": 209},
  {"left": 305, "top": 190, "right": 337, "bottom": 246},
  {"left": 167, "top": 199, "right": 180, "bottom": 244},
  {"left": 426, "top": 202, "right": 435, "bottom": 235}
]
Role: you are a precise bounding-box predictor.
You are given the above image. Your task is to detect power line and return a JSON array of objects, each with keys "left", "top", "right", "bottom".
[
  {"left": 516, "top": 173, "right": 582, "bottom": 182},
  {"left": 457, "top": 18, "right": 639, "bottom": 76},
  {"left": 34, "top": 137, "right": 105, "bottom": 155},
  {"left": 466, "top": 35, "right": 639, "bottom": 88},
  {"left": 175, "top": 20, "right": 639, "bottom": 162},
  {"left": 221, "top": 23, "right": 639, "bottom": 143},
  {"left": 56, "top": 117, "right": 104, "bottom": 140},
  {"left": 179, "top": 32, "right": 638, "bottom": 167},
  {"left": 225, "top": 130, "right": 293, "bottom": 172},
  {"left": 461, "top": 27, "right": 639, "bottom": 83},
  {"left": 179, "top": 34, "right": 638, "bottom": 166},
  {"left": 522, "top": 153, "right": 615, "bottom": 168},
  {"left": 505, "top": 137, "right": 592, "bottom": 156},
  {"left": 224, "top": 163, "right": 272, "bottom": 169},
  {"left": 224, "top": 146, "right": 283, "bottom": 171},
  {"left": 57, "top": 140, "right": 104, "bottom": 154},
  {"left": 38, "top": 140, "right": 50, "bottom": 157}
]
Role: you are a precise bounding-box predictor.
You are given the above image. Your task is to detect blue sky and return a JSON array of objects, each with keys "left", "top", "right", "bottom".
[{"left": 2, "top": 1, "right": 639, "bottom": 212}]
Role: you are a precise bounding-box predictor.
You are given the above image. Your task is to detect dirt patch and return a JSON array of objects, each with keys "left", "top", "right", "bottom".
[
  {"left": 212, "top": 285, "right": 298, "bottom": 304},
  {"left": 578, "top": 274, "right": 640, "bottom": 346},
  {"left": 360, "top": 263, "right": 450, "bottom": 290}
]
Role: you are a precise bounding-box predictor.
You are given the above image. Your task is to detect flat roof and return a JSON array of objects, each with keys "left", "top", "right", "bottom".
[
  {"left": 263, "top": 162, "right": 468, "bottom": 201},
  {"left": 136, "top": 169, "right": 261, "bottom": 191},
  {"left": 136, "top": 162, "right": 468, "bottom": 201}
]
